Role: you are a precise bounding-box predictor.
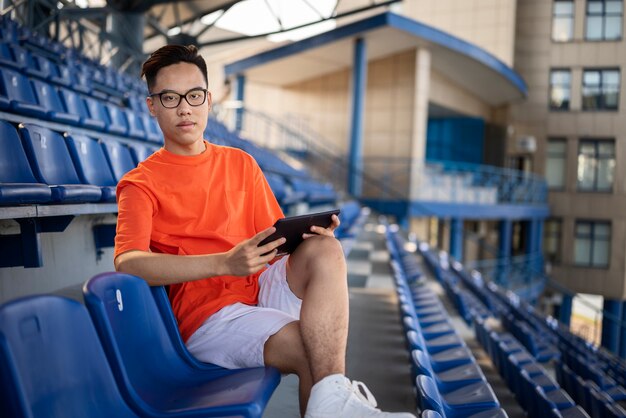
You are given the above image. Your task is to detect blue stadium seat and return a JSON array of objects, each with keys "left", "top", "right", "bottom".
[
  {"left": 416, "top": 375, "right": 500, "bottom": 418},
  {"left": 8, "top": 44, "right": 47, "bottom": 79},
  {"left": 0, "top": 295, "right": 140, "bottom": 418},
  {"left": 0, "top": 42, "right": 21, "bottom": 69},
  {"left": 0, "top": 120, "right": 51, "bottom": 205},
  {"left": 411, "top": 349, "right": 486, "bottom": 393},
  {"left": 100, "top": 139, "right": 136, "bottom": 182},
  {"left": 551, "top": 406, "right": 591, "bottom": 418},
  {"left": 150, "top": 285, "right": 226, "bottom": 372},
  {"left": 31, "top": 79, "right": 82, "bottom": 126},
  {"left": 140, "top": 113, "right": 163, "bottom": 142},
  {"left": 83, "top": 272, "right": 281, "bottom": 418},
  {"left": 83, "top": 96, "right": 112, "bottom": 130},
  {"left": 0, "top": 67, "right": 47, "bottom": 118},
  {"left": 128, "top": 142, "right": 158, "bottom": 165},
  {"left": 103, "top": 103, "right": 129, "bottom": 135},
  {"left": 123, "top": 108, "right": 147, "bottom": 139},
  {"left": 58, "top": 88, "right": 106, "bottom": 131},
  {"left": 421, "top": 411, "right": 443, "bottom": 418},
  {"left": 18, "top": 124, "right": 102, "bottom": 203},
  {"left": 65, "top": 134, "right": 117, "bottom": 202}
]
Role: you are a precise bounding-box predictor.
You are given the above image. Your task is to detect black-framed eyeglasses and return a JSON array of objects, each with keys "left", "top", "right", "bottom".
[{"left": 148, "top": 88, "right": 208, "bottom": 108}]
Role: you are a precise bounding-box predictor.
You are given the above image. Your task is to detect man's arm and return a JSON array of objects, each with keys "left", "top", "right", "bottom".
[{"left": 115, "top": 227, "right": 286, "bottom": 286}]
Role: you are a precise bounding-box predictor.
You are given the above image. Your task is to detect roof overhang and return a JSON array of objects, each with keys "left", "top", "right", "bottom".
[{"left": 225, "top": 12, "right": 527, "bottom": 106}]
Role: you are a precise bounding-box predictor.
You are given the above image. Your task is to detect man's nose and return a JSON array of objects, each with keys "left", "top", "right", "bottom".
[{"left": 177, "top": 99, "right": 192, "bottom": 115}]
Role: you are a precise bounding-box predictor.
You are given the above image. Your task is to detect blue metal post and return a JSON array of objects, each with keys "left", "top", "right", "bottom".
[
  {"left": 601, "top": 299, "right": 622, "bottom": 354},
  {"left": 348, "top": 37, "right": 367, "bottom": 196},
  {"left": 449, "top": 218, "right": 463, "bottom": 261},
  {"left": 498, "top": 220, "right": 513, "bottom": 286},
  {"left": 235, "top": 74, "right": 245, "bottom": 132},
  {"left": 560, "top": 294, "right": 573, "bottom": 327}
]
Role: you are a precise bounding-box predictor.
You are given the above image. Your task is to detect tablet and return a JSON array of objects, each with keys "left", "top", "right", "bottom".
[{"left": 259, "top": 209, "right": 341, "bottom": 256}]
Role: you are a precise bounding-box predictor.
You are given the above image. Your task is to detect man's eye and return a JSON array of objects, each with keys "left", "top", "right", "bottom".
[
  {"left": 188, "top": 92, "right": 202, "bottom": 100},
  {"left": 162, "top": 94, "right": 178, "bottom": 102}
]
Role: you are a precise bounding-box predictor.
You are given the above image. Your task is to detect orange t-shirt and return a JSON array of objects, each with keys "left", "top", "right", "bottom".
[{"left": 114, "top": 141, "right": 284, "bottom": 342}]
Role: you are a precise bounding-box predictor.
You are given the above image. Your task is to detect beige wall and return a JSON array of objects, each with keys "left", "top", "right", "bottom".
[
  {"left": 402, "top": 0, "right": 518, "bottom": 66},
  {"left": 511, "top": 0, "right": 626, "bottom": 298}
]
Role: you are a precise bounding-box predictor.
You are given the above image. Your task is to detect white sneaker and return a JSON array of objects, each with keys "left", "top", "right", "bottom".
[{"left": 305, "top": 374, "right": 417, "bottom": 418}]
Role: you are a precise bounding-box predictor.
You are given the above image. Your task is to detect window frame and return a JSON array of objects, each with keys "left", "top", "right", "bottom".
[
  {"left": 544, "top": 218, "right": 563, "bottom": 265},
  {"left": 585, "top": 0, "right": 623, "bottom": 41},
  {"left": 549, "top": 68, "right": 572, "bottom": 111},
  {"left": 573, "top": 220, "right": 611, "bottom": 268},
  {"left": 553, "top": 0, "right": 576, "bottom": 42},
  {"left": 582, "top": 68, "right": 621, "bottom": 111},
  {"left": 576, "top": 138, "right": 616, "bottom": 192},
  {"left": 546, "top": 138, "right": 568, "bottom": 190}
]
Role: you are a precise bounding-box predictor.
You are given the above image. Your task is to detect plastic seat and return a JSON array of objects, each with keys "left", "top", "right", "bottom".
[
  {"left": 535, "top": 387, "right": 575, "bottom": 418},
  {"left": 84, "top": 96, "right": 112, "bottom": 129},
  {"left": 412, "top": 349, "right": 486, "bottom": 392},
  {"left": 422, "top": 411, "right": 443, "bottom": 418},
  {"left": 121, "top": 108, "right": 147, "bottom": 140},
  {"left": 58, "top": 88, "right": 107, "bottom": 131},
  {"left": 128, "top": 141, "right": 158, "bottom": 165},
  {"left": 0, "top": 120, "right": 52, "bottom": 205},
  {"left": 0, "top": 67, "right": 47, "bottom": 118},
  {"left": 100, "top": 139, "right": 137, "bottom": 182},
  {"left": 0, "top": 295, "right": 140, "bottom": 417},
  {"left": 65, "top": 134, "right": 118, "bottom": 202},
  {"left": 103, "top": 103, "right": 129, "bottom": 135},
  {"left": 83, "top": 272, "right": 281, "bottom": 418},
  {"left": 552, "top": 406, "right": 591, "bottom": 418},
  {"left": 9, "top": 44, "right": 48, "bottom": 79},
  {"left": 416, "top": 375, "right": 500, "bottom": 418},
  {"left": 140, "top": 113, "right": 163, "bottom": 143},
  {"left": 31, "top": 79, "right": 82, "bottom": 125},
  {"left": 18, "top": 124, "right": 102, "bottom": 203}
]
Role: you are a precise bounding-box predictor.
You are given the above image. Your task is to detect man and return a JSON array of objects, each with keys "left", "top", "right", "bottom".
[{"left": 114, "top": 44, "right": 415, "bottom": 418}]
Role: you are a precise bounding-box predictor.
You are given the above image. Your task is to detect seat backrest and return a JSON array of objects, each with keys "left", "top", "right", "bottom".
[
  {"left": 58, "top": 88, "right": 90, "bottom": 118},
  {"left": 83, "top": 273, "right": 192, "bottom": 391},
  {"left": 150, "top": 286, "right": 223, "bottom": 371},
  {"left": 84, "top": 96, "right": 110, "bottom": 123},
  {"left": 0, "top": 67, "right": 38, "bottom": 104},
  {"left": 411, "top": 349, "right": 435, "bottom": 377},
  {"left": 0, "top": 120, "right": 39, "bottom": 183},
  {"left": 100, "top": 140, "right": 137, "bottom": 182},
  {"left": 65, "top": 134, "right": 117, "bottom": 187},
  {"left": 104, "top": 103, "right": 129, "bottom": 132},
  {"left": 416, "top": 375, "right": 444, "bottom": 415},
  {"left": 18, "top": 124, "right": 82, "bottom": 185},
  {"left": 31, "top": 79, "right": 65, "bottom": 112},
  {"left": 128, "top": 142, "right": 157, "bottom": 165},
  {"left": 0, "top": 295, "right": 137, "bottom": 418}
]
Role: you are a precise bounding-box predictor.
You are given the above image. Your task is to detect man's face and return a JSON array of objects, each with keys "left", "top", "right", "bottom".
[{"left": 147, "top": 62, "right": 212, "bottom": 155}]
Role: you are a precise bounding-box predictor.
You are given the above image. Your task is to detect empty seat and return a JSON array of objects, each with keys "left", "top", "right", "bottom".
[
  {"left": 0, "top": 295, "right": 140, "bottom": 417},
  {"left": 83, "top": 272, "right": 281, "bottom": 417},
  {"left": 100, "top": 139, "right": 136, "bottom": 182},
  {"left": 122, "top": 108, "right": 147, "bottom": 139},
  {"left": 65, "top": 134, "right": 117, "bottom": 202},
  {"left": 83, "top": 96, "right": 111, "bottom": 129},
  {"left": 31, "top": 79, "right": 82, "bottom": 126},
  {"left": 0, "top": 120, "right": 51, "bottom": 205},
  {"left": 103, "top": 102, "right": 129, "bottom": 135},
  {"left": 412, "top": 349, "right": 486, "bottom": 393},
  {"left": 0, "top": 67, "right": 47, "bottom": 118},
  {"left": 18, "top": 124, "right": 102, "bottom": 203},
  {"left": 128, "top": 142, "right": 158, "bottom": 165},
  {"left": 58, "top": 88, "right": 106, "bottom": 131}
]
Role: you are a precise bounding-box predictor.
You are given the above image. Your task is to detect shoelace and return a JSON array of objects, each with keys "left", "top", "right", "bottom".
[{"left": 350, "top": 380, "right": 378, "bottom": 408}]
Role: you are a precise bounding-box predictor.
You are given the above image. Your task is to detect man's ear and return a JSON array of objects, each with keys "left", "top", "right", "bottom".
[
  {"left": 146, "top": 97, "right": 156, "bottom": 116},
  {"left": 207, "top": 91, "right": 213, "bottom": 111}
]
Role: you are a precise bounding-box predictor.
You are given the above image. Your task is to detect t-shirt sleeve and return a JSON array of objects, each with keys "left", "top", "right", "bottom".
[
  {"left": 253, "top": 165, "right": 284, "bottom": 232},
  {"left": 114, "top": 183, "right": 155, "bottom": 259}
]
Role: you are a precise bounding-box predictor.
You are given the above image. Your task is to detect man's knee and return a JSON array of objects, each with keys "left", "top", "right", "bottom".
[
  {"left": 294, "top": 235, "right": 344, "bottom": 264},
  {"left": 264, "top": 321, "right": 309, "bottom": 374}
]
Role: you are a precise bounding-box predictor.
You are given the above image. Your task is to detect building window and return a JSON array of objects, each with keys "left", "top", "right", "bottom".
[
  {"left": 574, "top": 221, "right": 611, "bottom": 267},
  {"left": 546, "top": 139, "right": 567, "bottom": 189},
  {"left": 553, "top": 0, "right": 575, "bottom": 41},
  {"left": 544, "top": 219, "right": 562, "bottom": 264},
  {"left": 577, "top": 139, "right": 615, "bottom": 191},
  {"left": 550, "top": 69, "right": 571, "bottom": 110},
  {"left": 586, "top": 0, "right": 623, "bottom": 40},
  {"left": 582, "top": 69, "right": 620, "bottom": 110}
]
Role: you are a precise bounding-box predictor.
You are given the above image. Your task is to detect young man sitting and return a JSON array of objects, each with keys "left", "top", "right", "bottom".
[{"left": 114, "top": 44, "right": 416, "bottom": 418}]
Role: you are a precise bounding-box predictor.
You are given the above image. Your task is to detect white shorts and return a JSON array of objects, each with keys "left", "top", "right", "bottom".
[{"left": 185, "top": 256, "right": 302, "bottom": 369}]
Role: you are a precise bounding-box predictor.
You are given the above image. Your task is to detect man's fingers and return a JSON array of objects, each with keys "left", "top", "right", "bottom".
[{"left": 250, "top": 226, "right": 277, "bottom": 245}]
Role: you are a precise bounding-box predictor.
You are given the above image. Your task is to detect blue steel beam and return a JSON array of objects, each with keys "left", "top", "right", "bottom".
[{"left": 348, "top": 37, "right": 366, "bottom": 196}]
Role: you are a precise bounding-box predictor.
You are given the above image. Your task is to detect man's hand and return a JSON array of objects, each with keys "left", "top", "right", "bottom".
[
  {"left": 303, "top": 214, "right": 340, "bottom": 239},
  {"left": 222, "top": 227, "right": 286, "bottom": 276}
]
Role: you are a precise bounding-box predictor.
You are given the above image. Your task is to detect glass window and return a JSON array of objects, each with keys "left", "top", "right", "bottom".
[
  {"left": 577, "top": 139, "right": 615, "bottom": 191},
  {"left": 544, "top": 218, "right": 562, "bottom": 264},
  {"left": 550, "top": 69, "right": 571, "bottom": 110},
  {"left": 553, "top": 0, "right": 575, "bottom": 41},
  {"left": 582, "top": 69, "right": 620, "bottom": 110},
  {"left": 546, "top": 138, "right": 567, "bottom": 189},
  {"left": 574, "top": 221, "right": 611, "bottom": 267},
  {"left": 586, "top": 0, "right": 623, "bottom": 40}
]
